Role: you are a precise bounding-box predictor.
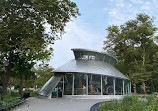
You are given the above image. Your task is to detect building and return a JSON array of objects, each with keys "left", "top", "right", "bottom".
[{"left": 39, "top": 48, "right": 131, "bottom": 99}]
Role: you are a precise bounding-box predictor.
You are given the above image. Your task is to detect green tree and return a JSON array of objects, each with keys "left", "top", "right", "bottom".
[
  {"left": 103, "top": 13, "right": 158, "bottom": 94},
  {"left": 12, "top": 53, "right": 36, "bottom": 97},
  {"left": 0, "top": 0, "right": 80, "bottom": 95},
  {"left": 33, "top": 65, "right": 54, "bottom": 88}
]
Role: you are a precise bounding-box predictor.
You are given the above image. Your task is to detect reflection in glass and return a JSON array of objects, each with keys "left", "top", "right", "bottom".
[
  {"left": 74, "top": 74, "right": 87, "bottom": 95},
  {"left": 88, "top": 75, "right": 101, "bottom": 95},
  {"left": 124, "top": 80, "right": 129, "bottom": 95},
  {"left": 102, "top": 76, "right": 114, "bottom": 95},
  {"left": 115, "top": 78, "right": 123, "bottom": 95},
  {"left": 64, "top": 74, "right": 73, "bottom": 95}
]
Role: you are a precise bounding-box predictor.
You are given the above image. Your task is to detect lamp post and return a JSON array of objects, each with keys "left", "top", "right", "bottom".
[{"left": 1, "top": 60, "right": 8, "bottom": 101}]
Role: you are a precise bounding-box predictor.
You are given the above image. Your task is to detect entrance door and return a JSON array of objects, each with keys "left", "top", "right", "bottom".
[{"left": 52, "top": 79, "right": 63, "bottom": 98}]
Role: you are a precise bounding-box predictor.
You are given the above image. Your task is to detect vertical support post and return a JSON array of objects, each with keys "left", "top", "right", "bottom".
[
  {"left": 72, "top": 74, "right": 74, "bottom": 95},
  {"left": 129, "top": 82, "right": 131, "bottom": 94},
  {"left": 113, "top": 78, "right": 116, "bottom": 95},
  {"left": 57, "top": 87, "right": 58, "bottom": 98},
  {"left": 63, "top": 76, "right": 64, "bottom": 96},
  {"left": 101, "top": 75, "right": 103, "bottom": 95},
  {"left": 103, "top": 55, "right": 105, "bottom": 62},
  {"left": 86, "top": 74, "right": 88, "bottom": 95},
  {"left": 128, "top": 82, "right": 130, "bottom": 95},
  {"left": 123, "top": 80, "right": 125, "bottom": 95}
]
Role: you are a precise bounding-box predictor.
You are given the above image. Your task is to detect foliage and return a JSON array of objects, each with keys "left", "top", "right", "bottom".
[
  {"left": 0, "top": 0, "right": 80, "bottom": 95},
  {"left": 23, "top": 90, "right": 38, "bottom": 97},
  {"left": 33, "top": 65, "right": 54, "bottom": 88},
  {"left": 103, "top": 13, "right": 158, "bottom": 93},
  {"left": 99, "top": 95, "right": 158, "bottom": 111},
  {"left": 0, "top": 93, "right": 20, "bottom": 107}
]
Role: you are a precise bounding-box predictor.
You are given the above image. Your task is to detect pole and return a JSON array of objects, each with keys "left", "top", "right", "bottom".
[
  {"left": 123, "top": 80, "right": 125, "bottom": 95},
  {"left": 72, "top": 74, "right": 74, "bottom": 95},
  {"left": 101, "top": 75, "right": 103, "bottom": 95},
  {"left": 113, "top": 78, "right": 116, "bottom": 95},
  {"left": 86, "top": 74, "right": 88, "bottom": 95}
]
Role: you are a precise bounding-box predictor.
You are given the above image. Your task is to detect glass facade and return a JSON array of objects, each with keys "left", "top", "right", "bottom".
[
  {"left": 102, "top": 76, "right": 114, "bottom": 95},
  {"left": 88, "top": 75, "right": 101, "bottom": 95},
  {"left": 115, "top": 78, "right": 123, "bottom": 95},
  {"left": 64, "top": 74, "right": 73, "bottom": 95},
  {"left": 74, "top": 74, "right": 87, "bottom": 95},
  {"left": 63, "top": 73, "right": 130, "bottom": 95}
]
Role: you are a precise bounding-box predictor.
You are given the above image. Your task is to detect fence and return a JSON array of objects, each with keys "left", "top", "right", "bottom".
[{"left": 0, "top": 97, "right": 26, "bottom": 110}]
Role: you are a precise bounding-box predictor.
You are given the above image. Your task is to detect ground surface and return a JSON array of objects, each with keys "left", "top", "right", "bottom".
[{"left": 11, "top": 97, "right": 105, "bottom": 111}]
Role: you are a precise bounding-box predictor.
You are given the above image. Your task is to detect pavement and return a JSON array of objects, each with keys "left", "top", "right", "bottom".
[{"left": 10, "top": 97, "right": 106, "bottom": 111}]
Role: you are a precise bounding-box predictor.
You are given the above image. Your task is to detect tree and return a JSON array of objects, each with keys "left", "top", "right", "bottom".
[
  {"left": 33, "top": 65, "right": 54, "bottom": 88},
  {"left": 0, "top": 0, "right": 80, "bottom": 95},
  {"left": 103, "top": 13, "right": 158, "bottom": 94},
  {"left": 12, "top": 53, "right": 35, "bottom": 97}
]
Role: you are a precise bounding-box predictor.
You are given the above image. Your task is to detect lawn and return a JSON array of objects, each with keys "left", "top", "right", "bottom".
[{"left": 99, "top": 95, "right": 158, "bottom": 111}]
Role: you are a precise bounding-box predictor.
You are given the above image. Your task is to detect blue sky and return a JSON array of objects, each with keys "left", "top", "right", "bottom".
[{"left": 49, "top": 0, "right": 158, "bottom": 68}]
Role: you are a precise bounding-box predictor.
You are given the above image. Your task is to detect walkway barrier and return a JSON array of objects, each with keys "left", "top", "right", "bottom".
[{"left": 0, "top": 97, "right": 26, "bottom": 110}]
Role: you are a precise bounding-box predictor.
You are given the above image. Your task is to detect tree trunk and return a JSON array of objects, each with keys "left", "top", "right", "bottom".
[
  {"left": 142, "top": 82, "right": 146, "bottom": 94},
  {"left": 134, "top": 84, "right": 137, "bottom": 94},
  {"left": 1, "top": 72, "right": 7, "bottom": 96},
  {"left": 141, "top": 47, "right": 147, "bottom": 94},
  {"left": 19, "top": 72, "right": 24, "bottom": 97},
  {"left": 3, "top": 51, "right": 13, "bottom": 95}
]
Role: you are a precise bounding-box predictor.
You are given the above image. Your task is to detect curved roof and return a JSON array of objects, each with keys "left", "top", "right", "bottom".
[
  {"left": 71, "top": 48, "right": 118, "bottom": 66},
  {"left": 53, "top": 59, "right": 129, "bottom": 80}
]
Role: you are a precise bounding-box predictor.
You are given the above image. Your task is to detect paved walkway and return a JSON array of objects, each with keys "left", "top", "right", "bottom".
[{"left": 11, "top": 97, "right": 106, "bottom": 111}]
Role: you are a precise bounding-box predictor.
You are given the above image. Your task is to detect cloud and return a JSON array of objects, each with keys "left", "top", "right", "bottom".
[
  {"left": 140, "top": 1, "right": 151, "bottom": 11},
  {"left": 49, "top": 20, "right": 104, "bottom": 68},
  {"left": 106, "top": 0, "right": 158, "bottom": 25}
]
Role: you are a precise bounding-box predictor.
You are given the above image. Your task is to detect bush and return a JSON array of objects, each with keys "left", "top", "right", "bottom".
[
  {"left": 23, "top": 90, "right": 38, "bottom": 97},
  {"left": 99, "top": 95, "right": 158, "bottom": 111}
]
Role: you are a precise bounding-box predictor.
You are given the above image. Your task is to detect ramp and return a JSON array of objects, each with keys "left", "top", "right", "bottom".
[{"left": 38, "top": 75, "right": 63, "bottom": 97}]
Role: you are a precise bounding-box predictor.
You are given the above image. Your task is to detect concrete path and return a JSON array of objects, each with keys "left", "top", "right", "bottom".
[{"left": 11, "top": 97, "right": 106, "bottom": 111}]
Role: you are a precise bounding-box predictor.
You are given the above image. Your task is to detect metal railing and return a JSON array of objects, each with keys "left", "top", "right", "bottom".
[{"left": 0, "top": 97, "right": 26, "bottom": 110}]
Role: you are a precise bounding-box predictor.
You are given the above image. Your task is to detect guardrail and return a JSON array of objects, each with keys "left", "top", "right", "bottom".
[{"left": 0, "top": 97, "right": 26, "bottom": 110}]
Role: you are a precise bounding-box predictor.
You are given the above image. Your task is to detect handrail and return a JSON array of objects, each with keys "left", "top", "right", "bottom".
[{"left": 0, "top": 97, "right": 26, "bottom": 110}]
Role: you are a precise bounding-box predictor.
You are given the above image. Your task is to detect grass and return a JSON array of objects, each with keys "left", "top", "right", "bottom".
[{"left": 99, "top": 95, "right": 158, "bottom": 111}]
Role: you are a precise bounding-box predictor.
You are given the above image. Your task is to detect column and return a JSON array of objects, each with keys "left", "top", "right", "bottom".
[
  {"left": 129, "top": 82, "right": 131, "bottom": 94},
  {"left": 127, "top": 83, "right": 129, "bottom": 95},
  {"left": 63, "top": 76, "right": 64, "bottom": 96},
  {"left": 128, "top": 83, "right": 130, "bottom": 95},
  {"left": 101, "top": 75, "right": 103, "bottom": 95},
  {"left": 113, "top": 78, "right": 116, "bottom": 95},
  {"left": 72, "top": 74, "right": 74, "bottom": 95},
  {"left": 123, "top": 80, "right": 125, "bottom": 95},
  {"left": 86, "top": 74, "right": 88, "bottom": 95}
]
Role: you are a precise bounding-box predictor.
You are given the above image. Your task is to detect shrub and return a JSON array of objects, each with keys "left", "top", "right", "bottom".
[{"left": 99, "top": 95, "right": 158, "bottom": 111}]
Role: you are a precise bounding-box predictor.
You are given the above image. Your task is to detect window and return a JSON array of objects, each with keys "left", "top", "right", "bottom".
[
  {"left": 74, "top": 74, "right": 87, "bottom": 95},
  {"left": 102, "top": 76, "right": 114, "bottom": 95},
  {"left": 64, "top": 74, "right": 73, "bottom": 95},
  {"left": 88, "top": 74, "right": 101, "bottom": 95},
  {"left": 115, "top": 78, "right": 123, "bottom": 95}
]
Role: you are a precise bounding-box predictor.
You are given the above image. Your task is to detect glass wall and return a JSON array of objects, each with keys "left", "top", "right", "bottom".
[
  {"left": 64, "top": 74, "right": 73, "bottom": 95},
  {"left": 102, "top": 76, "right": 114, "bottom": 95},
  {"left": 63, "top": 73, "right": 129, "bottom": 95},
  {"left": 124, "top": 80, "right": 129, "bottom": 95},
  {"left": 74, "top": 74, "right": 87, "bottom": 95},
  {"left": 115, "top": 78, "right": 123, "bottom": 95},
  {"left": 88, "top": 75, "right": 101, "bottom": 95}
]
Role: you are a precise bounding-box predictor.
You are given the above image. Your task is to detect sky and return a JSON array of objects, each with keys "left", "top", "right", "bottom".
[{"left": 49, "top": 0, "right": 158, "bottom": 68}]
